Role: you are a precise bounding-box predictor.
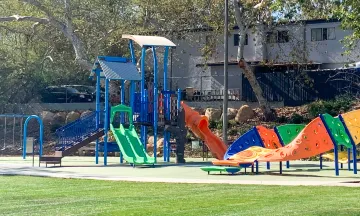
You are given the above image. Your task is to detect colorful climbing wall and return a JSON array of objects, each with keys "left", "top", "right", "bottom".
[{"left": 257, "top": 117, "right": 334, "bottom": 162}]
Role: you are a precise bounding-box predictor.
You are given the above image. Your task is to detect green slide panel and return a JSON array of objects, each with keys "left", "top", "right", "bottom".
[
  {"left": 321, "top": 113, "right": 352, "bottom": 148},
  {"left": 276, "top": 124, "right": 306, "bottom": 145},
  {"left": 124, "top": 126, "right": 155, "bottom": 164},
  {"left": 110, "top": 104, "right": 155, "bottom": 165}
]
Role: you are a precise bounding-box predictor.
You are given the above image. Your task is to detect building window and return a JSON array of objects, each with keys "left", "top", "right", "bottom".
[
  {"left": 266, "top": 31, "right": 289, "bottom": 43},
  {"left": 234, "top": 33, "right": 248, "bottom": 46},
  {"left": 311, "top": 27, "right": 336, "bottom": 41},
  {"left": 278, "top": 31, "right": 289, "bottom": 43}
]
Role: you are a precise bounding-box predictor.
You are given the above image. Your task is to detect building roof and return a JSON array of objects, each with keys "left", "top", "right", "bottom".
[
  {"left": 90, "top": 56, "right": 141, "bottom": 81},
  {"left": 196, "top": 59, "right": 323, "bottom": 67},
  {"left": 122, "top": 34, "right": 176, "bottom": 47}
]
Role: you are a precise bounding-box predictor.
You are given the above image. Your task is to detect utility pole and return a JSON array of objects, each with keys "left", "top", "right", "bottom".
[{"left": 223, "top": 0, "right": 229, "bottom": 144}]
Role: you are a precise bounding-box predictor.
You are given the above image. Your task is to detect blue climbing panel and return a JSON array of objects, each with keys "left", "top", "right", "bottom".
[{"left": 223, "top": 127, "right": 263, "bottom": 160}]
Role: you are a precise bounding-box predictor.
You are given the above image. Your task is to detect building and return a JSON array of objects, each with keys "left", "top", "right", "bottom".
[{"left": 168, "top": 19, "right": 360, "bottom": 104}]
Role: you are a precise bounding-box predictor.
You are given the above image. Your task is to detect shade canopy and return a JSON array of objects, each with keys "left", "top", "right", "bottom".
[
  {"left": 122, "top": 34, "right": 176, "bottom": 47},
  {"left": 90, "top": 56, "right": 141, "bottom": 81}
]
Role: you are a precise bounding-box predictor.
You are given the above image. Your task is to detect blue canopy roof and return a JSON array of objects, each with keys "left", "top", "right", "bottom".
[{"left": 90, "top": 56, "right": 141, "bottom": 81}]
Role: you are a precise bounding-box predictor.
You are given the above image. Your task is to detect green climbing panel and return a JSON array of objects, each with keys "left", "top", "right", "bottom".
[
  {"left": 321, "top": 113, "right": 353, "bottom": 148},
  {"left": 276, "top": 124, "right": 306, "bottom": 145}
]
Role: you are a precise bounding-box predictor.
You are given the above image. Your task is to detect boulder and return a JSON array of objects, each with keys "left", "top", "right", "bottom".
[
  {"left": 221, "top": 108, "right": 238, "bottom": 121},
  {"left": 235, "top": 105, "right": 255, "bottom": 123},
  {"left": 205, "top": 108, "right": 222, "bottom": 121},
  {"left": 41, "top": 111, "right": 55, "bottom": 126},
  {"left": 148, "top": 136, "right": 155, "bottom": 145},
  {"left": 80, "top": 110, "right": 93, "bottom": 118},
  {"left": 53, "top": 112, "right": 67, "bottom": 126},
  {"left": 66, "top": 111, "right": 81, "bottom": 124},
  {"left": 157, "top": 138, "right": 164, "bottom": 149},
  {"left": 192, "top": 107, "right": 205, "bottom": 115}
]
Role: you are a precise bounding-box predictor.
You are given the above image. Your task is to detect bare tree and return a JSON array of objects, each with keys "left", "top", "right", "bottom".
[{"left": 232, "top": 0, "right": 276, "bottom": 120}]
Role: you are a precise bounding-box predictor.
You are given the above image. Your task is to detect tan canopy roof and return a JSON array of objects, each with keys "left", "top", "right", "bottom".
[{"left": 122, "top": 34, "right": 176, "bottom": 47}]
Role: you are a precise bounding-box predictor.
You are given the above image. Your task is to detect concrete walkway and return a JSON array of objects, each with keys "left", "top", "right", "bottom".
[{"left": 1, "top": 156, "right": 360, "bottom": 187}]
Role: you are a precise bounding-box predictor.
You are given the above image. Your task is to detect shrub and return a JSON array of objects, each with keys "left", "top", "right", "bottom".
[
  {"left": 228, "top": 119, "right": 238, "bottom": 127},
  {"left": 289, "top": 113, "right": 306, "bottom": 124},
  {"left": 307, "top": 94, "right": 354, "bottom": 118},
  {"left": 209, "top": 120, "right": 217, "bottom": 129},
  {"left": 276, "top": 115, "right": 288, "bottom": 123},
  {"left": 216, "top": 121, "right": 223, "bottom": 130},
  {"left": 228, "top": 128, "right": 239, "bottom": 136}
]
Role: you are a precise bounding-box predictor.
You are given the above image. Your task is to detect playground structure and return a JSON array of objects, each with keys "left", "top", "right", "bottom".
[
  {"left": 2, "top": 33, "right": 354, "bottom": 177},
  {"left": 181, "top": 102, "right": 360, "bottom": 176},
  {"left": 39, "top": 35, "right": 186, "bottom": 166}
]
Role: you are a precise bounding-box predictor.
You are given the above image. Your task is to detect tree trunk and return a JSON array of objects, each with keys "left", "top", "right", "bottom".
[
  {"left": 238, "top": 59, "right": 275, "bottom": 121},
  {"left": 233, "top": 0, "right": 276, "bottom": 121}
]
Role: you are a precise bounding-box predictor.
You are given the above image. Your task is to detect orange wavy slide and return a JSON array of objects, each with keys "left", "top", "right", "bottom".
[
  {"left": 212, "top": 126, "right": 283, "bottom": 166},
  {"left": 257, "top": 117, "right": 334, "bottom": 162},
  {"left": 212, "top": 117, "right": 335, "bottom": 165},
  {"left": 181, "top": 102, "right": 227, "bottom": 160}
]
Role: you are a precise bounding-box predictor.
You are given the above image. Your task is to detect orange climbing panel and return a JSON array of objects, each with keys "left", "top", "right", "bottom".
[
  {"left": 257, "top": 117, "right": 334, "bottom": 162},
  {"left": 256, "top": 126, "right": 282, "bottom": 149},
  {"left": 212, "top": 146, "right": 273, "bottom": 166}
]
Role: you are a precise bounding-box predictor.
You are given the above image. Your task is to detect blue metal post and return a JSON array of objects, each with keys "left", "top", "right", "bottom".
[
  {"left": 339, "top": 114, "right": 357, "bottom": 174},
  {"left": 140, "top": 47, "right": 146, "bottom": 147},
  {"left": 129, "top": 39, "right": 137, "bottom": 164},
  {"left": 340, "top": 145, "right": 344, "bottom": 169},
  {"left": 120, "top": 80, "right": 125, "bottom": 164},
  {"left": 348, "top": 148, "right": 351, "bottom": 171},
  {"left": 22, "top": 115, "right": 43, "bottom": 159},
  {"left": 130, "top": 82, "right": 135, "bottom": 111},
  {"left": 266, "top": 162, "right": 270, "bottom": 170},
  {"left": 163, "top": 47, "right": 171, "bottom": 162},
  {"left": 141, "top": 89, "right": 148, "bottom": 148},
  {"left": 177, "top": 89, "right": 182, "bottom": 114},
  {"left": 95, "top": 68, "right": 101, "bottom": 164},
  {"left": 320, "top": 154, "right": 323, "bottom": 169},
  {"left": 104, "top": 79, "right": 110, "bottom": 166},
  {"left": 152, "top": 47, "right": 159, "bottom": 163},
  {"left": 320, "top": 114, "right": 339, "bottom": 176},
  {"left": 120, "top": 80, "right": 125, "bottom": 124},
  {"left": 129, "top": 40, "right": 136, "bottom": 64}
]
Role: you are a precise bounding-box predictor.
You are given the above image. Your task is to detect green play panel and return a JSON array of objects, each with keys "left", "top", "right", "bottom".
[{"left": 200, "top": 166, "right": 241, "bottom": 175}]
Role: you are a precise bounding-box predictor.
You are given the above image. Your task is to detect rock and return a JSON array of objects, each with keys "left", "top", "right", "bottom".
[
  {"left": 80, "top": 110, "right": 93, "bottom": 118},
  {"left": 192, "top": 107, "right": 205, "bottom": 115},
  {"left": 235, "top": 105, "right": 255, "bottom": 123},
  {"left": 157, "top": 138, "right": 164, "bottom": 149},
  {"left": 66, "top": 111, "right": 81, "bottom": 124},
  {"left": 146, "top": 143, "right": 154, "bottom": 151},
  {"left": 148, "top": 136, "right": 155, "bottom": 144},
  {"left": 221, "top": 108, "right": 238, "bottom": 121},
  {"left": 205, "top": 108, "right": 222, "bottom": 121},
  {"left": 41, "top": 111, "right": 55, "bottom": 126},
  {"left": 53, "top": 112, "right": 67, "bottom": 126}
]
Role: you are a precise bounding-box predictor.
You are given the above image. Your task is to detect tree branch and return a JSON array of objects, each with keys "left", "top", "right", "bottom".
[
  {"left": 17, "top": 0, "right": 92, "bottom": 70},
  {"left": 0, "top": 15, "right": 49, "bottom": 24}
]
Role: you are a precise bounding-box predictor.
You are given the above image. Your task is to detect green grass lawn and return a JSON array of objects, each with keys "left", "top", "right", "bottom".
[{"left": 1, "top": 176, "right": 360, "bottom": 216}]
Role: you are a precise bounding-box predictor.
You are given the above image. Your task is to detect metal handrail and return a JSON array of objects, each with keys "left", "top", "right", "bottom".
[{"left": 55, "top": 111, "right": 103, "bottom": 150}]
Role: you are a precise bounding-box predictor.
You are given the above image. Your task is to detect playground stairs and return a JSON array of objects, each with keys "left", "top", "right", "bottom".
[{"left": 39, "top": 111, "right": 104, "bottom": 167}]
